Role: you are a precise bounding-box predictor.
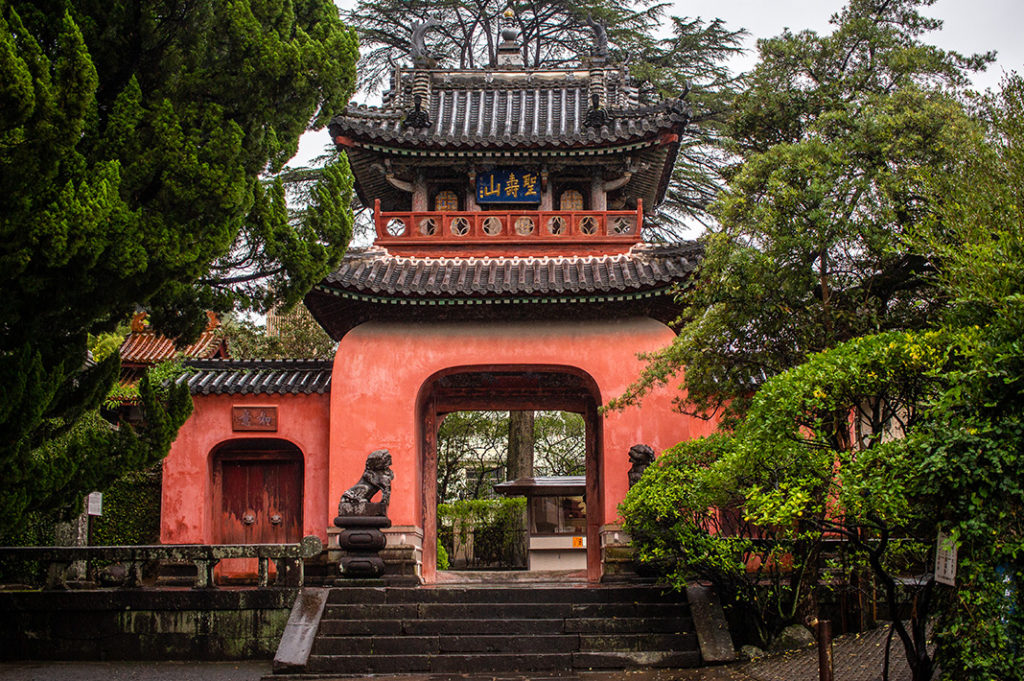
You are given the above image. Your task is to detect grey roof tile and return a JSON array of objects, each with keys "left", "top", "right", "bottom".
[
  {"left": 319, "top": 243, "right": 701, "bottom": 300},
  {"left": 180, "top": 359, "right": 332, "bottom": 396},
  {"left": 330, "top": 79, "right": 689, "bottom": 150}
]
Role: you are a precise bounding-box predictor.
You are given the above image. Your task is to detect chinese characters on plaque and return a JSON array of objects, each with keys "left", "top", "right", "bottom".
[
  {"left": 476, "top": 168, "right": 541, "bottom": 204},
  {"left": 232, "top": 406, "right": 278, "bottom": 432}
]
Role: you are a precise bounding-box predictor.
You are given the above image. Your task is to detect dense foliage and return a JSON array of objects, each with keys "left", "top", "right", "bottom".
[
  {"left": 0, "top": 0, "right": 358, "bottom": 519},
  {"left": 221, "top": 305, "right": 337, "bottom": 360},
  {"left": 905, "top": 76, "right": 1024, "bottom": 680},
  {"left": 437, "top": 497, "right": 527, "bottom": 569},
  {"left": 609, "top": 0, "right": 991, "bottom": 422},
  {"left": 619, "top": 2, "right": 1022, "bottom": 678},
  {"left": 90, "top": 466, "right": 163, "bottom": 547}
]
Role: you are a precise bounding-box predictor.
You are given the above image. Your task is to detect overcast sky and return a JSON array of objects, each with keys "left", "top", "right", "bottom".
[
  {"left": 685, "top": 0, "right": 1022, "bottom": 90},
  {"left": 291, "top": 0, "right": 1024, "bottom": 165}
]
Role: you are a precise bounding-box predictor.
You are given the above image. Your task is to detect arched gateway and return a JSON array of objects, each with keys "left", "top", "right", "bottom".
[{"left": 160, "top": 17, "right": 715, "bottom": 583}]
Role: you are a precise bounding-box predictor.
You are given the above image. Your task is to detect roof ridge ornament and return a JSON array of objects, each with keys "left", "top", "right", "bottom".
[
  {"left": 402, "top": 94, "right": 431, "bottom": 129},
  {"left": 583, "top": 15, "right": 609, "bottom": 63},
  {"left": 496, "top": 7, "right": 524, "bottom": 68},
  {"left": 584, "top": 93, "right": 610, "bottom": 128},
  {"left": 410, "top": 19, "right": 440, "bottom": 68}
]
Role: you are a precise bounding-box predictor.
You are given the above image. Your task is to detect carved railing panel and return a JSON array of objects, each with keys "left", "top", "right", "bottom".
[{"left": 373, "top": 199, "right": 643, "bottom": 249}]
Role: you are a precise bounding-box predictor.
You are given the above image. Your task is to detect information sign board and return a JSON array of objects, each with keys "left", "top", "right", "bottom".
[
  {"left": 86, "top": 491, "right": 103, "bottom": 516},
  {"left": 935, "top": 530, "right": 958, "bottom": 586}
]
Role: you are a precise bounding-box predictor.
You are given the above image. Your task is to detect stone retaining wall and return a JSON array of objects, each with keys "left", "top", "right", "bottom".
[{"left": 0, "top": 589, "right": 297, "bottom": 660}]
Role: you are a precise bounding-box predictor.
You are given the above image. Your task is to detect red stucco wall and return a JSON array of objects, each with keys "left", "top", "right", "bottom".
[
  {"left": 160, "top": 392, "right": 331, "bottom": 544},
  {"left": 159, "top": 316, "right": 719, "bottom": 575},
  {"left": 329, "top": 318, "right": 716, "bottom": 540}
]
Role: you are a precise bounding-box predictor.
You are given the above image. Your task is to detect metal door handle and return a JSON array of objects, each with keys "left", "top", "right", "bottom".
[
  {"left": 242, "top": 513, "right": 256, "bottom": 525},
  {"left": 270, "top": 514, "right": 282, "bottom": 525}
]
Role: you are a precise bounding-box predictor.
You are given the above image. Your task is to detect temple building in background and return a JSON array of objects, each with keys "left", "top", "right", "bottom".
[{"left": 159, "top": 14, "right": 714, "bottom": 583}]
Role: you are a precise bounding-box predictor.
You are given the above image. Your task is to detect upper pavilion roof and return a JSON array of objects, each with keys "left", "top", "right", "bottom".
[
  {"left": 331, "top": 71, "right": 689, "bottom": 152},
  {"left": 328, "top": 18, "right": 691, "bottom": 211},
  {"left": 309, "top": 17, "right": 701, "bottom": 337}
]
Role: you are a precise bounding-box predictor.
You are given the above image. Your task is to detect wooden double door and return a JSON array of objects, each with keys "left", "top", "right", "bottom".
[{"left": 214, "top": 443, "right": 303, "bottom": 545}]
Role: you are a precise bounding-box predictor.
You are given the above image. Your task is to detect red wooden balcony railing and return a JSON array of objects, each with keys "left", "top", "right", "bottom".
[{"left": 372, "top": 199, "right": 644, "bottom": 256}]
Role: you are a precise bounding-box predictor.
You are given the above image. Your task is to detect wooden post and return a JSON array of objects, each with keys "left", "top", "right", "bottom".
[{"left": 817, "top": 619, "right": 833, "bottom": 681}]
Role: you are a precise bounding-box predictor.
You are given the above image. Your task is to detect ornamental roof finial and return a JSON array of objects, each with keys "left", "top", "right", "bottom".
[{"left": 497, "top": 6, "right": 523, "bottom": 67}]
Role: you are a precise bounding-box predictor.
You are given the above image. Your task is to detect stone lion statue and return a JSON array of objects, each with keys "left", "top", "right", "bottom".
[
  {"left": 338, "top": 449, "right": 394, "bottom": 516},
  {"left": 627, "top": 444, "right": 656, "bottom": 489}
]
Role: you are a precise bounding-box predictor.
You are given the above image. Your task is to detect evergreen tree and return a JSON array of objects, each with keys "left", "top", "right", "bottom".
[
  {"left": 611, "top": 0, "right": 992, "bottom": 422},
  {"left": 0, "top": 0, "right": 358, "bottom": 519},
  {"left": 221, "top": 305, "right": 337, "bottom": 360},
  {"left": 344, "top": 0, "right": 661, "bottom": 88}
]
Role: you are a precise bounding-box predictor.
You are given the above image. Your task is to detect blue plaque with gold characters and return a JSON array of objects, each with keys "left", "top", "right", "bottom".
[{"left": 476, "top": 168, "right": 541, "bottom": 203}]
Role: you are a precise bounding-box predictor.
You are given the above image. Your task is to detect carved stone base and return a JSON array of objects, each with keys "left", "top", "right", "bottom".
[
  {"left": 334, "top": 512, "right": 391, "bottom": 579},
  {"left": 380, "top": 526, "right": 423, "bottom": 584},
  {"left": 600, "top": 525, "right": 654, "bottom": 583}
]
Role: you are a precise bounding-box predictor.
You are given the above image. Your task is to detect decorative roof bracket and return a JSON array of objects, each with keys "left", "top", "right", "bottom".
[
  {"left": 375, "top": 160, "right": 415, "bottom": 193},
  {"left": 602, "top": 171, "right": 633, "bottom": 192}
]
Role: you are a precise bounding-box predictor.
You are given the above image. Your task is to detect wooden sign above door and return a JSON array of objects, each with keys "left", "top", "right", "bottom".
[{"left": 232, "top": 405, "right": 278, "bottom": 432}]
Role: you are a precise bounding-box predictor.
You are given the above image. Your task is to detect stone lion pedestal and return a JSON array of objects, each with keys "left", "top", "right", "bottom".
[
  {"left": 334, "top": 503, "right": 391, "bottom": 578},
  {"left": 334, "top": 449, "right": 393, "bottom": 579}
]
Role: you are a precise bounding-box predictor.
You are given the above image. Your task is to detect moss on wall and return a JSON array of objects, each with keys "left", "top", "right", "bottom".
[{"left": 0, "top": 590, "right": 297, "bottom": 660}]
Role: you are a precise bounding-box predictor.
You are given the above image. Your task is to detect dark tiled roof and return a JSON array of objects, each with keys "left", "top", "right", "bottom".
[
  {"left": 180, "top": 359, "right": 332, "bottom": 396},
  {"left": 319, "top": 242, "right": 701, "bottom": 300},
  {"left": 333, "top": 91, "right": 689, "bottom": 150}
]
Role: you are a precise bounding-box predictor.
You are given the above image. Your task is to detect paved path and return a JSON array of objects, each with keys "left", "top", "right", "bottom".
[
  {"left": 0, "top": 625, "right": 916, "bottom": 681},
  {"left": 0, "top": 661, "right": 271, "bottom": 681},
  {"left": 737, "top": 625, "right": 916, "bottom": 681}
]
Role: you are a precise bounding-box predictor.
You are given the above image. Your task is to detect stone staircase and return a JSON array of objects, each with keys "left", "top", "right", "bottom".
[{"left": 279, "top": 585, "right": 702, "bottom": 675}]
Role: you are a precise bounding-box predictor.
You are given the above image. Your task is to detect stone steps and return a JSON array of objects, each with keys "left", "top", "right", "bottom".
[{"left": 294, "top": 585, "right": 702, "bottom": 675}]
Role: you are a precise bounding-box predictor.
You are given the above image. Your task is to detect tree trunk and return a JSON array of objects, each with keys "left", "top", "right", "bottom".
[
  {"left": 507, "top": 411, "right": 534, "bottom": 479},
  {"left": 507, "top": 410, "right": 534, "bottom": 568}
]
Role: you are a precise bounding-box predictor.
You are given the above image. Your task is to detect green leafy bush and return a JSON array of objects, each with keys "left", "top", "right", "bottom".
[
  {"left": 90, "top": 466, "right": 162, "bottom": 546},
  {"left": 619, "top": 434, "right": 820, "bottom": 647},
  {"left": 436, "top": 538, "right": 450, "bottom": 571},
  {"left": 438, "top": 498, "right": 526, "bottom": 569}
]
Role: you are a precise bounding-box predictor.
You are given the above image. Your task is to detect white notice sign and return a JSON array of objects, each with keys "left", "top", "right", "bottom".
[
  {"left": 86, "top": 491, "right": 103, "bottom": 516},
  {"left": 935, "top": 530, "right": 957, "bottom": 586}
]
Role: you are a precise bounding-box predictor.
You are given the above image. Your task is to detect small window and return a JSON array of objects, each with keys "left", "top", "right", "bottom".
[
  {"left": 559, "top": 189, "right": 584, "bottom": 211},
  {"left": 530, "top": 495, "right": 586, "bottom": 535},
  {"left": 435, "top": 190, "right": 459, "bottom": 212}
]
